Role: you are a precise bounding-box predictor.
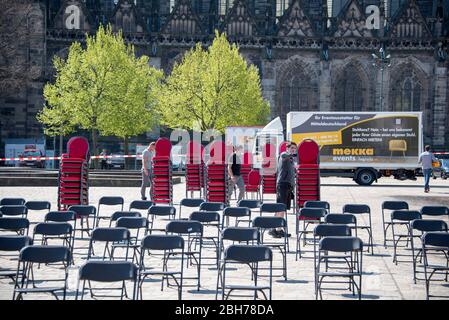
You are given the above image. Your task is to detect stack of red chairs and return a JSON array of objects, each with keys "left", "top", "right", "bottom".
[
  {"left": 296, "top": 139, "right": 320, "bottom": 210},
  {"left": 185, "top": 141, "right": 204, "bottom": 198},
  {"left": 58, "top": 137, "right": 89, "bottom": 210},
  {"left": 205, "top": 141, "right": 228, "bottom": 205},
  {"left": 261, "top": 143, "right": 277, "bottom": 200},
  {"left": 151, "top": 138, "right": 173, "bottom": 205},
  {"left": 240, "top": 151, "right": 253, "bottom": 186}
]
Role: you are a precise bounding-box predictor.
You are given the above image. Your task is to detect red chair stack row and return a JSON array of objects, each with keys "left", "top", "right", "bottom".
[
  {"left": 205, "top": 141, "right": 228, "bottom": 205},
  {"left": 261, "top": 143, "right": 277, "bottom": 200},
  {"left": 185, "top": 141, "right": 204, "bottom": 198},
  {"left": 296, "top": 139, "right": 320, "bottom": 209},
  {"left": 58, "top": 137, "right": 90, "bottom": 210},
  {"left": 240, "top": 151, "right": 253, "bottom": 186},
  {"left": 151, "top": 138, "right": 173, "bottom": 205}
]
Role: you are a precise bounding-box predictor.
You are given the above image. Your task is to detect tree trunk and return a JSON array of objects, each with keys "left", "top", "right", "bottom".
[
  {"left": 58, "top": 134, "right": 63, "bottom": 169},
  {"left": 91, "top": 128, "right": 98, "bottom": 169},
  {"left": 124, "top": 137, "right": 129, "bottom": 170}
]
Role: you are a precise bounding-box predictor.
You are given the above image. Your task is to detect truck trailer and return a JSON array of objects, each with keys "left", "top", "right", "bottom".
[{"left": 286, "top": 112, "right": 423, "bottom": 185}]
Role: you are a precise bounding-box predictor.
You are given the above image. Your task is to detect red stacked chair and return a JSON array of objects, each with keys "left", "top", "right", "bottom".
[
  {"left": 58, "top": 137, "right": 89, "bottom": 210},
  {"left": 185, "top": 141, "right": 205, "bottom": 198},
  {"left": 245, "top": 169, "right": 261, "bottom": 199},
  {"left": 240, "top": 151, "right": 253, "bottom": 186},
  {"left": 296, "top": 139, "right": 320, "bottom": 210},
  {"left": 151, "top": 138, "right": 173, "bottom": 205},
  {"left": 279, "top": 141, "right": 288, "bottom": 154},
  {"left": 261, "top": 143, "right": 277, "bottom": 201},
  {"left": 205, "top": 141, "right": 228, "bottom": 205}
]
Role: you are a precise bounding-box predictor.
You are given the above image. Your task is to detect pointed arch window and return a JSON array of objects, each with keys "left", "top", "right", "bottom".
[
  {"left": 334, "top": 65, "right": 365, "bottom": 111},
  {"left": 280, "top": 73, "right": 316, "bottom": 117},
  {"left": 276, "top": 0, "right": 290, "bottom": 17},
  {"left": 393, "top": 72, "right": 422, "bottom": 111},
  {"left": 219, "top": 0, "right": 235, "bottom": 15}
]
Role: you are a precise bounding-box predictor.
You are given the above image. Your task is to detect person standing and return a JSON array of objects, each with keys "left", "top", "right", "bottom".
[
  {"left": 418, "top": 145, "right": 438, "bottom": 193},
  {"left": 141, "top": 142, "right": 156, "bottom": 200},
  {"left": 269, "top": 142, "right": 297, "bottom": 238},
  {"left": 228, "top": 145, "right": 245, "bottom": 203},
  {"left": 100, "top": 149, "right": 108, "bottom": 170}
]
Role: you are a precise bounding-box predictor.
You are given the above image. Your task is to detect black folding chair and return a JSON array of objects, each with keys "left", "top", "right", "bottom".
[
  {"left": 76, "top": 261, "right": 138, "bottom": 300},
  {"left": 252, "top": 216, "right": 287, "bottom": 280},
  {"left": 0, "top": 235, "right": 32, "bottom": 282},
  {"left": 45, "top": 211, "right": 77, "bottom": 262},
  {"left": 138, "top": 234, "right": 184, "bottom": 300},
  {"left": 381, "top": 201, "right": 409, "bottom": 248},
  {"left": 129, "top": 200, "right": 154, "bottom": 213},
  {"left": 390, "top": 210, "right": 422, "bottom": 264},
  {"left": 69, "top": 205, "right": 97, "bottom": 239},
  {"left": 166, "top": 220, "right": 203, "bottom": 291},
  {"left": 296, "top": 207, "right": 326, "bottom": 259},
  {"left": 190, "top": 211, "right": 220, "bottom": 266},
  {"left": 421, "top": 206, "right": 449, "bottom": 219},
  {"left": 343, "top": 204, "right": 373, "bottom": 254},
  {"left": 33, "top": 222, "right": 73, "bottom": 257},
  {"left": 115, "top": 217, "right": 149, "bottom": 263},
  {"left": 238, "top": 199, "right": 261, "bottom": 224},
  {"left": 304, "top": 201, "right": 330, "bottom": 213},
  {"left": 216, "top": 227, "right": 259, "bottom": 299},
  {"left": 0, "top": 217, "right": 30, "bottom": 235},
  {"left": 260, "top": 203, "right": 289, "bottom": 251},
  {"left": 13, "top": 245, "right": 71, "bottom": 300},
  {"left": 0, "top": 205, "right": 28, "bottom": 218},
  {"left": 422, "top": 232, "right": 449, "bottom": 299},
  {"left": 179, "top": 198, "right": 204, "bottom": 219},
  {"left": 0, "top": 198, "right": 25, "bottom": 206},
  {"left": 109, "top": 211, "right": 141, "bottom": 227},
  {"left": 147, "top": 205, "right": 176, "bottom": 233},
  {"left": 222, "top": 207, "right": 251, "bottom": 228},
  {"left": 315, "top": 237, "right": 363, "bottom": 300},
  {"left": 87, "top": 227, "right": 131, "bottom": 261},
  {"left": 325, "top": 213, "right": 357, "bottom": 236},
  {"left": 25, "top": 201, "right": 51, "bottom": 224},
  {"left": 96, "top": 196, "right": 124, "bottom": 227},
  {"left": 200, "top": 202, "right": 225, "bottom": 212},
  {"left": 410, "top": 219, "right": 448, "bottom": 283},
  {"left": 219, "top": 245, "right": 273, "bottom": 300}
]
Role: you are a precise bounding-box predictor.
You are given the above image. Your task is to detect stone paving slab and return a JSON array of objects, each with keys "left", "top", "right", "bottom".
[{"left": 1, "top": 177, "right": 449, "bottom": 300}]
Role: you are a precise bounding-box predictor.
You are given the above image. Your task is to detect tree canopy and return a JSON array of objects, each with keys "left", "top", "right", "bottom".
[{"left": 157, "top": 31, "right": 270, "bottom": 132}]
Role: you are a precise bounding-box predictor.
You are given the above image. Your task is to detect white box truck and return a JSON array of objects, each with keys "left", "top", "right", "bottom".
[{"left": 286, "top": 112, "right": 423, "bottom": 185}]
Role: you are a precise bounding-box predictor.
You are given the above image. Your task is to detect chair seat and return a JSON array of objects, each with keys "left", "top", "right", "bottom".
[
  {"left": 317, "top": 272, "right": 362, "bottom": 277},
  {"left": 224, "top": 284, "right": 271, "bottom": 290},
  {"left": 15, "top": 286, "right": 65, "bottom": 293}
]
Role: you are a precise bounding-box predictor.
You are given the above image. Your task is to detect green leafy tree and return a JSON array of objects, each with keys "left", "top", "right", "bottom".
[
  {"left": 38, "top": 25, "right": 162, "bottom": 161},
  {"left": 158, "top": 31, "right": 270, "bottom": 132}
]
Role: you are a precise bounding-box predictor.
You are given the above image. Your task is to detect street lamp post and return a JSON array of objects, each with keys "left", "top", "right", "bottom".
[{"left": 372, "top": 45, "right": 391, "bottom": 111}]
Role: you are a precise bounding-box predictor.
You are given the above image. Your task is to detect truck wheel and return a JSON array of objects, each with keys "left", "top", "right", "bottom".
[{"left": 356, "top": 170, "right": 376, "bottom": 186}]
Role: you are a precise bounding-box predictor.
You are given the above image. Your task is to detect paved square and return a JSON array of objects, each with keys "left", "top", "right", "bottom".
[{"left": 1, "top": 177, "right": 449, "bottom": 300}]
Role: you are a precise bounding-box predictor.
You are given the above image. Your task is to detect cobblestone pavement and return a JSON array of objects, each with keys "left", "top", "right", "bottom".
[{"left": 1, "top": 177, "right": 449, "bottom": 300}]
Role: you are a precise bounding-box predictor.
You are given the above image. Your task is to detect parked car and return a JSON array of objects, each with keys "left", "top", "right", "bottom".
[
  {"left": 18, "top": 149, "right": 45, "bottom": 168},
  {"left": 107, "top": 152, "right": 125, "bottom": 169},
  {"left": 433, "top": 159, "right": 449, "bottom": 180}
]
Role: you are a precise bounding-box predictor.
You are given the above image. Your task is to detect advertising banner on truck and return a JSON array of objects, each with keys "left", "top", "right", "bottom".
[{"left": 287, "top": 112, "right": 422, "bottom": 168}]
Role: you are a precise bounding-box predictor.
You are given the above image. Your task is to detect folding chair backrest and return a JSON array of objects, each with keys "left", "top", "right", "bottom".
[
  {"left": 25, "top": 201, "right": 51, "bottom": 211},
  {"left": 34, "top": 222, "right": 73, "bottom": 236},
  {"left": 166, "top": 220, "right": 203, "bottom": 235},
  {"left": 148, "top": 205, "right": 176, "bottom": 217},
  {"left": 45, "top": 211, "right": 76, "bottom": 222},
  {"left": 319, "top": 236, "right": 363, "bottom": 252},
  {"left": 0, "top": 198, "right": 26, "bottom": 206},
  {"left": 252, "top": 216, "right": 286, "bottom": 229},
  {"left": 141, "top": 234, "right": 184, "bottom": 251},
  {"left": 99, "top": 196, "right": 124, "bottom": 207},
  {"left": 304, "top": 201, "right": 330, "bottom": 211},
  {"left": 325, "top": 213, "right": 356, "bottom": 225},
  {"left": 0, "top": 235, "right": 32, "bottom": 251},
  {"left": 129, "top": 200, "right": 154, "bottom": 211},
  {"left": 180, "top": 198, "right": 204, "bottom": 208},
  {"left": 116, "top": 217, "right": 148, "bottom": 230},
  {"left": 20, "top": 245, "right": 70, "bottom": 264},
  {"left": 69, "top": 205, "right": 96, "bottom": 217},
  {"left": 314, "top": 224, "right": 351, "bottom": 237},
  {"left": 79, "top": 261, "right": 138, "bottom": 282},
  {"left": 189, "top": 211, "right": 220, "bottom": 223},
  {"left": 299, "top": 207, "right": 326, "bottom": 219},
  {"left": 391, "top": 210, "right": 422, "bottom": 221},
  {"left": 223, "top": 207, "right": 250, "bottom": 220},
  {"left": 411, "top": 219, "right": 448, "bottom": 232},
  {"left": 110, "top": 211, "right": 141, "bottom": 222},
  {"left": 237, "top": 199, "right": 261, "bottom": 209},
  {"left": 260, "top": 203, "right": 286, "bottom": 213},
  {"left": 422, "top": 232, "right": 449, "bottom": 248},
  {"left": 199, "top": 202, "right": 225, "bottom": 211},
  {"left": 382, "top": 201, "right": 409, "bottom": 211},
  {"left": 224, "top": 245, "right": 272, "bottom": 263},
  {"left": 91, "top": 227, "right": 130, "bottom": 242},
  {"left": 343, "top": 204, "right": 370, "bottom": 214},
  {"left": 221, "top": 227, "right": 259, "bottom": 242},
  {"left": 0, "top": 205, "right": 27, "bottom": 217},
  {"left": 420, "top": 206, "right": 449, "bottom": 217},
  {"left": 0, "top": 217, "right": 29, "bottom": 232}
]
